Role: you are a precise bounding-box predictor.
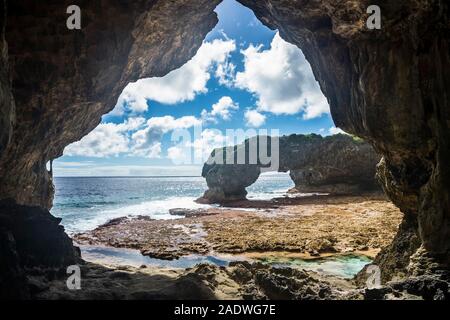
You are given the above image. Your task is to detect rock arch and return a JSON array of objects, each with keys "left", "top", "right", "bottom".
[
  {"left": 0, "top": 0, "right": 449, "bottom": 297},
  {"left": 198, "top": 134, "right": 381, "bottom": 203}
]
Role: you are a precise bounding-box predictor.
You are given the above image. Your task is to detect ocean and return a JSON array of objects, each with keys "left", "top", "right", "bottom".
[{"left": 52, "top": 173, "right": 294, "bottom": 234}]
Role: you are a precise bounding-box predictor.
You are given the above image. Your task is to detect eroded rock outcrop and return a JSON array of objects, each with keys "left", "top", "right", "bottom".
[{"left": 199, "top": 134, "right": 380, "bottom": 203}]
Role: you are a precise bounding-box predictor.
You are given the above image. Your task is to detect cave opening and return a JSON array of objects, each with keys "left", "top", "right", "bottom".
[
  {"left": 45, "top": 0, "right": 387, "bottom": 283},
  {"left": 52, "top": 0, "right": 342, "bottom": 233}
]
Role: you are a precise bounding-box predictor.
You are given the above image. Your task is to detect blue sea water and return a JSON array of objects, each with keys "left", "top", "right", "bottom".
[{"left": 52, "top": 173, "right": 294, "bottom": 234}]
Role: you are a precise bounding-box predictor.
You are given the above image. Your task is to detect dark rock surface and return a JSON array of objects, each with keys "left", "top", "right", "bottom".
[
  {"left": 0, "top": 199, "right": 80, "bottom": 299},
  {"left": 199, "top": 134, "right": 380, "bottom": 203},
  {"left": 35, "top": 262, "right": 221, "bottom": 300},
  {"left": 227, "top": 261, "right": 348, "bottom": 300},
  {"left": 169, "top": 208, "right": 221, "bottom": 218},
  {"left": 30, "top": 259, "right": 450, "bottom": 300},
  {"left": 361, "top": 271, "right": 450, "bottom": 300},
  {"left": 35, "top": 261, "right": 359, "bottom": 300}
]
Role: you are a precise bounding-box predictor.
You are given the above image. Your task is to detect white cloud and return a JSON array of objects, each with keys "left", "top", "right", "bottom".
[
  {"left": 64, "top": 115, "right": 203, "bottom": 159},
  {"left": 244, "top": 109, "right": 266, "bottom": 127},
  {"left": 168, "top": 127, "right": 264, "bottom": 165},
  {"left": 131, "top": 116, "right": 201, "bottom": 158},
  {"left": 191, "top": 129, "right": 227, "bottom": 157},
  {"left": 201, "top": 96, "right": 238, "bottom": 123},
  {"left": 146, "top": 116, "right": 201, "bottom": 132},
  {"left": 168, "top": 128, "right": 229, "bottom": 165},
  {"left": 215, "top": 60, "right": 236, "bottom": 87},
  {"left": 114, "top": 38, "right": 236, "bottom": 115},
  {"left": 167, "top": 146, "right": 184, "bottom": 161},
  {"left": 235, "top": 32, "right": 329, "bottom": 119},
  {"left": 146, "top": 142, "right": 162, "bottom": 158},
  {"left": 328, "top": 126, "right": 348, "bottom": 135},
  {"left": 64, "top": 117, "right": 145, "bottom": 157}
]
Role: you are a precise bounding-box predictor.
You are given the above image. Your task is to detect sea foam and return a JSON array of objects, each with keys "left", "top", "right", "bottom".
[{"left": 68, "top": 196, "right": 213, "bottom": 233}]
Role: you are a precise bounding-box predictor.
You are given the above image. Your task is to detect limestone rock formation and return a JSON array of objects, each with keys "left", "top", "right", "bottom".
[{"left": 199, "top": 134, "right": 380, "bottom": 203}]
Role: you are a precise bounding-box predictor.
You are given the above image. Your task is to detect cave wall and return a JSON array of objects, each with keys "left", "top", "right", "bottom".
[
  {"left": 0, "top": 0, "right": 14, "bottom": 160},
  {"left": 0, "top": 0, "right": 221, "bottom": 298},
  {"left": 237, "top": 0, "right": 450, "bottom": 264},
  {"left": 0, "top": 0, "right": 221, "bottom": 209}
]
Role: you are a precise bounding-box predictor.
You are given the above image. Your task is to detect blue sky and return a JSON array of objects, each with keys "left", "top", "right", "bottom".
[{"left": 54, "top": 0, "right": 341, "bottom": 177}]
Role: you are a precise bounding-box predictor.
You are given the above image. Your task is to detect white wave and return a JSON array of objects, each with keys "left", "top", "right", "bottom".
[
  {"left": 246, "top": 188, "right": 288, "bottom": 200},
  {"left": 70, "top": 196, "right": 213, "bottom": 233}
]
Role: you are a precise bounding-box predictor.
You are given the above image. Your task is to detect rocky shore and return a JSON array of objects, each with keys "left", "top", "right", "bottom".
[
  {"left": 74, "top": 194, "right": 401, "bottom": 261},
  {"left": 32, "top": 193, "right": 448, "bottom": 300},
  {"left": 35, "top": 260, "right": 360, "bottom": 300}
]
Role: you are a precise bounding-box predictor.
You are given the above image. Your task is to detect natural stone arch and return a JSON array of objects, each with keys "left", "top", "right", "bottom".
[
  {"left": 0, "top": 0, "right": 449, "bottom": 297},
  {"left": 198, "top": 134, "right": 381, "bottom": 203}
]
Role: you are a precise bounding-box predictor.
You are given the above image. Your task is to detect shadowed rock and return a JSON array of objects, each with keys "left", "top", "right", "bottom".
[{"left": 0, "top": 199, "right": 80, "bottom": 299}]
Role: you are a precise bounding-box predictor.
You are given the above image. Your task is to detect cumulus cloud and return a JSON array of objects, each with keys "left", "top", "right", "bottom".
[
  {"left": 244, "top": 109, "right": 266, "bottom": 127},
  {"left": 235, "top": 32, "right": 329, "bottom": 119},
  {"left": 145, "top": 142, "right": 162, "bottom": 158},
  {"left": 190, "top": 129, "right": 228, "bottom": 159},
  {"left": 201, "top": 96, "right": 239, "bottom": 123},
  {"left": 215, "top": 60, "right": 236, "bottom": 87},
  {"left": 167, "top": 145, "right": 185, "bottom": 162},
  {"left": 167, "top": 128, "right": 229, "bottom": 165},
  {"left": 328, "top": 126, "right": 348, "bottom": 135},
  {"left": 64, "top": 116, "right": 203, "bottom": 159},
  {"left": 131, "top": 116, "right": 201, "bottom": 157},
  {"left": 64, "top": 118, "right": 145, "bottom": 157},
  {"left": 114, "top": 39, "right": 236, "bottom": 114},
  {"left": 167, "top": 127, "right": 266, "bottom": 165}
]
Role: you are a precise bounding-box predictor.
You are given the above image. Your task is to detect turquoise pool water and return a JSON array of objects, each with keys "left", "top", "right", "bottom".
[
  {"left": 256, "top": 255, "right": 372, "bottom": 279},
  {"left": 81, "top": 245, "right": 371, "bottom": 279}
]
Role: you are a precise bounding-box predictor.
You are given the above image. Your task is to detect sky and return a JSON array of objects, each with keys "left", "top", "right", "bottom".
[{"left": 54, "top": 0, "right": 343, "bottom": 177}]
